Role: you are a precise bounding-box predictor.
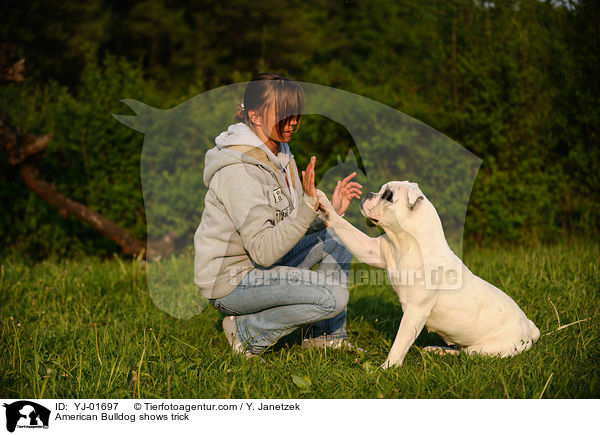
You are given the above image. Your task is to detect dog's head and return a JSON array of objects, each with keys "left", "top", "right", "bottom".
[
  {"left": 361, "top": 181, "right": 462, "bottom": 289},
  {"left": 360, "top": 181, "right": 427, "bottom": 231}
]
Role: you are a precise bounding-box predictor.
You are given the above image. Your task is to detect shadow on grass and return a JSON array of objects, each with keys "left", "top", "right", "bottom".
[{"left": 348, "top": 294, "right": 448, "bottom": 348}]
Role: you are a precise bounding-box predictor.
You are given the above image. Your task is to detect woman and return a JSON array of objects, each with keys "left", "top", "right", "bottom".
[{"left": 194, "top": 72, "right": 362, "bottom": 357}]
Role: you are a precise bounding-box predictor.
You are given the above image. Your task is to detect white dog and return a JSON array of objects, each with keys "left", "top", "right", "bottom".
[{"left": 316, "top": 181, "right": 540, "bottom": 368}]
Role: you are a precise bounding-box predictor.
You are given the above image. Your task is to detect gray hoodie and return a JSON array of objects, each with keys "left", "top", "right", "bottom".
[{"left": 194, "top": 122, "right": 325, "bottom": 299}]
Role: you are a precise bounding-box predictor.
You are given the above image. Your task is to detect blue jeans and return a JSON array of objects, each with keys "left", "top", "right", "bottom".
[{"left": 210, "top": 228, "right": 352, "bottom": 354}]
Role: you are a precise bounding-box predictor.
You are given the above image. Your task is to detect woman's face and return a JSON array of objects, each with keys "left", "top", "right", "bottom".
[{"left": 253, "top": 104, "right": 298, "bottom": 145}]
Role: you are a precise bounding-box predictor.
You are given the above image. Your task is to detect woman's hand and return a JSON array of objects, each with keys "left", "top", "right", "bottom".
[
  {"left": 301, "top": 156, "right": 318, "bottom": 210},
  {"left": 331, "top": 172, "right": 362, "bottom": 215}
]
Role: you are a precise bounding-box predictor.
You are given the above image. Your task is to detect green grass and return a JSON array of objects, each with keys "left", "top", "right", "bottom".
[{"left": 1, "top": 240, "right": 599, "bottom": 399}]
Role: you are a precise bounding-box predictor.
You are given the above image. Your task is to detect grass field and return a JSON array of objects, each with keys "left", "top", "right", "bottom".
[{"left": 1, "top": 240, "right": 598, "bottom": 399}]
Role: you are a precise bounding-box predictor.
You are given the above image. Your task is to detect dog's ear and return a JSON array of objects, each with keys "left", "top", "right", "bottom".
[{"left": 407, "top": 183, "right": 424, "bottom": 210}]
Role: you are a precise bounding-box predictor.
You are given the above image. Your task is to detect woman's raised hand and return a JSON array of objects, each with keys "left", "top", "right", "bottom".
[
  {"left": 331, "top": 172, "right": 362, "bottom": 216},
  {"left": 301, "top": 156, "right": 318, "bottom": 210}
]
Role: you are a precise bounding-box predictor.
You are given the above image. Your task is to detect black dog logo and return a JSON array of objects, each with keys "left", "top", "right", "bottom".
[{"left": 3, "top": 401, "right": 50, "bottom": 432}]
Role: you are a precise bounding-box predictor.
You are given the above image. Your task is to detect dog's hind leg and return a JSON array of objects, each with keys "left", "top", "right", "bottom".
[
  {"left": 465, "top": 318, "right": 538, "bottom": 357},
  {"left": 422, "top": 345, "right": 461, "bottom": 356},
  {"left": 529, "top": 319, "right": 540, "bottom": 343},
  {"left": 463, "top": 338, "right": 531, "bottom": 357}
]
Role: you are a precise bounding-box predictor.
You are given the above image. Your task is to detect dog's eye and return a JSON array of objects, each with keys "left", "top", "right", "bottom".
[{"left": 382, "top": 189, "right": 393, "bottom": 202}]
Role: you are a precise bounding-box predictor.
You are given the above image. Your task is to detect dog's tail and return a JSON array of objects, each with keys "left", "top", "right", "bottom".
[{"left": 529, "top": 319, "right": 540, "bottom": 343}]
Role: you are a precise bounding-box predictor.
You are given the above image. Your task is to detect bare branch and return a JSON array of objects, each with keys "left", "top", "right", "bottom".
[{"left": 8, "top": 133, "right": 53, "bottom": 165}]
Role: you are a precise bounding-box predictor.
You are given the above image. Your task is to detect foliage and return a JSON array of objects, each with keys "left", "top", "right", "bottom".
[{"left": 0, "top": 0, "right": 598, "bottom": 258}]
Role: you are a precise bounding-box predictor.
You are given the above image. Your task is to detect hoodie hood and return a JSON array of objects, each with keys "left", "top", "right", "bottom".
[{"left": 203, "top": 122, "right": 291, "bottom": 186}]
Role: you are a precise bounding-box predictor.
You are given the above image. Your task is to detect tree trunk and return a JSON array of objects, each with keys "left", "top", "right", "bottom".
[{"left": 18, "top": 164, "right": 146, "bottom": 256}]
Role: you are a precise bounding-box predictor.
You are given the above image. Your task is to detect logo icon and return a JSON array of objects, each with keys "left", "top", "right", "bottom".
[
  {"left": 3, "top": 401, "right": 50, "bottom": 433},
  {"left": 272, "top": 187, "right": 283, "bottom": 203}
]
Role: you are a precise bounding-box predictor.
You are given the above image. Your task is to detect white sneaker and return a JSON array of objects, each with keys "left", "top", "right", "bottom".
[
  {"left": 222, "top": 316, "right": 260, "bottom": 359},
  {"left": 302, "top": 335, "right": 365, "bottom": 353}
]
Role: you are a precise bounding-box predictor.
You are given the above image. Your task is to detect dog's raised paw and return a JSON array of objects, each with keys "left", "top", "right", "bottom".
[
  {"left": 315, "top": 189, "right": 334, "bottom": 217},
  {"left": 315, "top": 189, "right": 329, "bottom": 205}
]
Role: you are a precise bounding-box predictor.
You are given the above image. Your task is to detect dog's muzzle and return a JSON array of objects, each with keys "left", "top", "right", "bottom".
[{"left": 360, "top": 193, "right": 380, "bottom": 225}]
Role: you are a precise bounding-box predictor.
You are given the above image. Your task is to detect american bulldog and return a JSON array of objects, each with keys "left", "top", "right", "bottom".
[{"left": 316, "top": 181, "right": 540, "bottom": 368}]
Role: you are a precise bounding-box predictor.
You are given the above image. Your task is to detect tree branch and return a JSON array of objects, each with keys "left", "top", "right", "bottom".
[
  {"left": 8, "top": 133, "right": 53, "bottom": 165},
  {"left": 1, "top": 100, "right": 174, "bottom": 259}
]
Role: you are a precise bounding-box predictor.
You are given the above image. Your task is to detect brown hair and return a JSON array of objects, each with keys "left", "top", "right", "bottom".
[{"left": 234, "top": 72, "right": 304, "bottom": 138}]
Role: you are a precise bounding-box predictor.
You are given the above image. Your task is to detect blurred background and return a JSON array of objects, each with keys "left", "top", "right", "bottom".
[{"left": 1, "top": 0, "right": 598, "bottom": 261}]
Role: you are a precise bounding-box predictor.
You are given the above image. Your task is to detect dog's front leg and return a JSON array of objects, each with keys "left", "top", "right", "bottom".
[
  {"left": 316, "top": 189, "right": 387, "bottom": 268},
  {"left": 382, "top": 309, "right": 430, "bottom": 369}
]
